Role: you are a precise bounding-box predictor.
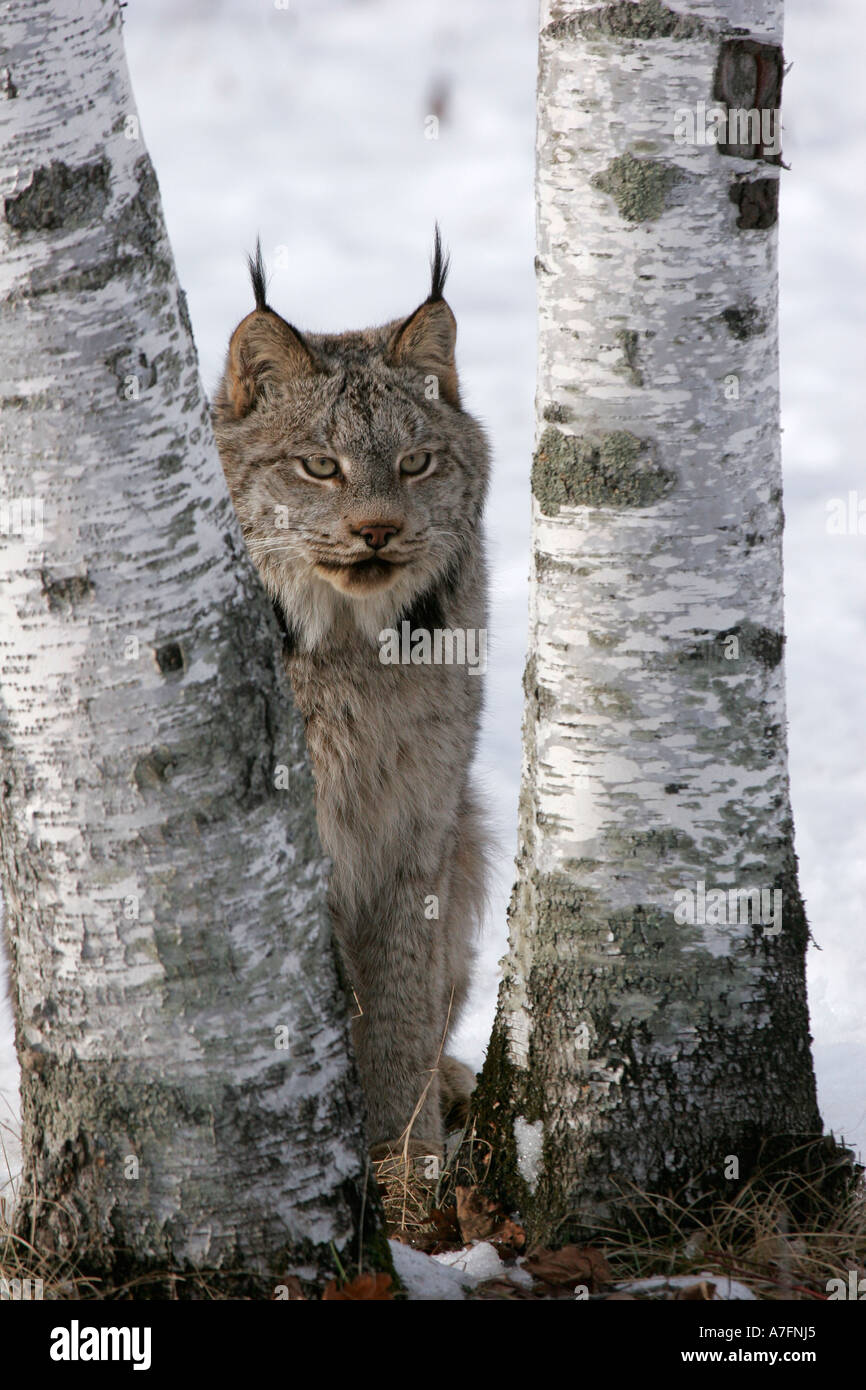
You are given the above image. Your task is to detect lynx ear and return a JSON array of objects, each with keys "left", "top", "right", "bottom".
[
  {"left": 388, "top": 300, "right": 459, "bottom": 407},
  {"left": 225, "top": 309, "right": 317, "bottom": 418},
  {"left": 387, "top": 225, "right": 459, "bottom": 407},
  {"left": 224, "top": 240, "right": 317, "bottom": 418}
]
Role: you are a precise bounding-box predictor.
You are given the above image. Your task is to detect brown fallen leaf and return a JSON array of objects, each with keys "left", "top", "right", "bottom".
[
  {"left": 455, "top": 1185, "right": 504, "bottom": 1243},
  {"left": 402, "top": 1229, "right": 448, "bottom": 1255},
  {"left": 674, "top": 1280, "right": 717, "bottom": 1301},
  {"left": 275, "top": 1276, "right": 305, "bottom": 1301},
  {"left": 489, "top": 1217, "right": 527, "bottom": 1256},
  {"left": 524, "top": 1244, "right": 612, "bottom": 1291},
  {"left": 604, "top": 1292, "right": 637, "bottom": 1300},
  {"left": 323, "top": 1273, "right": 394, "bottom": 1301},
  {"left": 473, "top": 1277, "right": 539, "bottom": 1300},
  {"left": 429, "top": 1206, "right": 462, "bottom": 1243}
]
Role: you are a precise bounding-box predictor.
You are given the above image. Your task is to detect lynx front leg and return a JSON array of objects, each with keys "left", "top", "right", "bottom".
[{"left": 347, "top": 905, "right": 450, "bottom": 1156}]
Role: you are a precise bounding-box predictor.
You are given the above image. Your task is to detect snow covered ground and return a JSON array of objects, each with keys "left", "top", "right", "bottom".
[{"left": 1, "top": 0, "right": 863, "bottom": 1194}]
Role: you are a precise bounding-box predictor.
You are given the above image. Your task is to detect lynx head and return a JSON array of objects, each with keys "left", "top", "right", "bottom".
[{"left": 212, "top": 230, "right": 489, "bottom": 649}]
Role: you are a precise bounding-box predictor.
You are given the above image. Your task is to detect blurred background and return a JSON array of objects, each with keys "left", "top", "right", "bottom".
[{"left": 1, "top": 0, "right": 863, "bottom": 1191}]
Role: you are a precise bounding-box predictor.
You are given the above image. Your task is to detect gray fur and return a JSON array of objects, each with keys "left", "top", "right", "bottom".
[{"left": 212, "top": 245, "right": 489, "bottom": 1152}]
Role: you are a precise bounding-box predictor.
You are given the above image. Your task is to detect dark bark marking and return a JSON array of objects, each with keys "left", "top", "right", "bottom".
[
  {"left": 713, "top": 39, "right": 784, "bottom": 161},
  {"left": 678, "top": 623, "right": 785, "bottom": 670},
  {"left": 729, "top": 177, "right": 779, "bottom": 229},
  {"left": 133, "top": 746, "right": 176, "bottom": 792},
  {"left": 720, "top": 300, "right": 767, "bottom": 340},
  {"left": 5, "top": 158, "right": 110, "bottom": 234},
  {"left": 154, "top": 641, "right": 184, "bottom": 676},
  {"left": 106, "top": 346, "right": 157, "bottom": 397},
  {"left": 40, "top": 570, "right": 94, "bottom": 610},
  {"left": 616, "top": 328, "right": 644, "bottom": 385}
]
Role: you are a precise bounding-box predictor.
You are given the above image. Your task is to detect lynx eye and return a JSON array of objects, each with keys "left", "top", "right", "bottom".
[
  {"left": 300, "top": 455, "right": 340, "bottom": 480},
  {"left": 399, "top": 449, "right": 436, "bottom": 478}
]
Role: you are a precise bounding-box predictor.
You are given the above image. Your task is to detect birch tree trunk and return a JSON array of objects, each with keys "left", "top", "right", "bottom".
[
  {"left": 473, "top": 0, "right": 844, "bottom": 1242},
  {"left": 0, "top": 0, "right": 384, "bottom": 1292}
]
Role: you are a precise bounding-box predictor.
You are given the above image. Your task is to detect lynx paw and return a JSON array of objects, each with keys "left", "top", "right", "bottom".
[{"left": 440, "top": 1054, "right": 476, "bottom": 1132}]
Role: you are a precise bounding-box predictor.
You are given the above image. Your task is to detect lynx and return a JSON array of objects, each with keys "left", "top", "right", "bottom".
[{"left": 212, "top": 233, "right": 489, "bottom": 1155}]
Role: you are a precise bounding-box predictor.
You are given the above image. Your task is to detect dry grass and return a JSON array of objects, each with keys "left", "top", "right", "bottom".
[
  {"left": 4, "top": 1096, "right": 864, "bottom": 1300},
  {"left": 594, "top": 1157, "right": 866, "bottom": 1300},
  {"left": 1, "top": 1206, "right": 102, "bottom": 1300},
  {"left": 373, "top": 1116, "right": 492, "bottom": 1240},
  {"left": 375, "top": 1122, "right": 866, "bottom": 1299}
]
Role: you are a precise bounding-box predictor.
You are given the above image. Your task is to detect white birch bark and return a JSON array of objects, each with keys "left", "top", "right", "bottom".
[
  {"left": 0, "top": 0, "right": 382, "bottom": 1290},
  {"left": 476, "top": 0, "right": 837, "bottom": 1239}
]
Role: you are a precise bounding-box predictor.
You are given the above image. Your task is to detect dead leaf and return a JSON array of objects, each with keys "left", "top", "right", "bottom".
[
  {"left": 674, "top": 1280, "right": 717, "bottom": 1301},
  {"left": 489, "top": 1217, "right": 527, "bottom": 1256},
  {"left": 524, "top": 1244, "right": 611, "bottom": 1291},
  {"left": 323, "top": 1272, "right": 394, "bottom": 1301},
  {"left": 399, "top": 1228, "right": 446, "bottom": 1255},
  {"left": 275, "top": 1276, "right": 305, "bottom": 1301},
  {"left": 473, "top": 1277, "right": 539, "bottom": 1300},
  {"left": 429, "top": 1206, "right": 462, "bottom": 1243},
  {"left": 455, "top": 1185, "right": 504, "bottom": 1243}
]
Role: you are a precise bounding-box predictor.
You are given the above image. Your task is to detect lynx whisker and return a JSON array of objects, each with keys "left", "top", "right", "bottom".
[{"left": 247, "top": 545, "right": 301, "bottom": 559}]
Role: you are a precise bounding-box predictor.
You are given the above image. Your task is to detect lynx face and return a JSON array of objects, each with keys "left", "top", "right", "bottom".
[{"left": 212, "top": 235, "right": 489, "bottom": 649}]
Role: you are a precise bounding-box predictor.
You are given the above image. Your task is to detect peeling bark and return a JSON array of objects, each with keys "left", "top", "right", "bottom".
[
  {"left": 473, "top": 0, "right": 847, "bottom": 1242},
  {"left": 0, "top": 0, "right": 385, "bottom": 1292}
]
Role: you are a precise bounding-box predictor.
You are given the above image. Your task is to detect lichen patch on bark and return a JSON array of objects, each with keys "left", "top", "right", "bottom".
[
  {"left": 546, "top": 0, "right": 708, "bottom": 42},
  {"left": 4, "top": 157, "right": 110, "bottom": 233},
  {"left": 592, "top": 152, "right": 684, "bottom": 222},
  {"left": 532, "top": 426, "right": 675, "bottom": 515}
]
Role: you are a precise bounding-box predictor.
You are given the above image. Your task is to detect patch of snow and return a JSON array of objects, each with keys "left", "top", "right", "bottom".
[
  {"left": 388, "top": 1240, "right": 466, "bottom": 1300},
  {"left": 513, "top": 1115, "right": 544, "bottom": 1192},
  {"left": 433, "top": 1240, "right": 533, "bottom": 1287},
  {"left": 617, "top": 1272, "right": 757, "bottom": 1301}
]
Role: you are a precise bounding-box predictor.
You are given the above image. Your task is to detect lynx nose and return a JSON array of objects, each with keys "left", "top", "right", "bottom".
[{"left": 358, "top": 524, "right": 399, "bottom": 551}]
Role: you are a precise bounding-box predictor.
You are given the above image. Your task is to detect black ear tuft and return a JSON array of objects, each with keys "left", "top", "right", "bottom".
[
  {"left": 428, "top": 223, "right": 450, "bottom": 303},
  {"left": 248, "top": 237, "right": 269, "bottom": 312}
]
